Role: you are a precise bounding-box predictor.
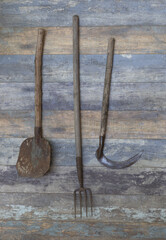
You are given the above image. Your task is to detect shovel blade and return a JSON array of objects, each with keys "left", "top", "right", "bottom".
[{"left": 16, "top": 137, "right": 51, "bottom": 178}]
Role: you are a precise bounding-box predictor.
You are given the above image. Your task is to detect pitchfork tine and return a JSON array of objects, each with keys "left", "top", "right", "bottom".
[
  {"left": 74, "top": 190, "right": 77, "bottom": 218},
  {"left": 85, "top": 188, "right": 93, "bottom": 216},
  {"left": 85, "top": 190, "right": 88, "bottom": 217},
  {"left": 95, "top": 38, "right": 143, "bottom": 169},
  {"left": 79, "top": 190, "right": 82, "bottom": 218}
]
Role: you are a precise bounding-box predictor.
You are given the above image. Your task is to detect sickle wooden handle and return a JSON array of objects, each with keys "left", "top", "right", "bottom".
[
  {"left": 35, "top": 29, "right": 45, "bottom": 129},
  {"left": 100, "top": 38, "right": 115, "bottom": 137}
]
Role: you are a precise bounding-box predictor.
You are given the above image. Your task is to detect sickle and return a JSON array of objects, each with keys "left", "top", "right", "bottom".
[{"left": 95, "top": 38, "right": 143, "bottom": 169}]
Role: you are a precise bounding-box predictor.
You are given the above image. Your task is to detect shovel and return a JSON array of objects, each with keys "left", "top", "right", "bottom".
[{"left": 16, "top": 29, "right": 51, "bottom": 178}]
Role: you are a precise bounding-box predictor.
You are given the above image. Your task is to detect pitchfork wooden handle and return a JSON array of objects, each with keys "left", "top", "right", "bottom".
[
  {"left": 35, "top": 29, "right": 45, "bottom": 129},
  {"left": 73, "top": 15, "right": 82, "bottom": 158},
  {"left": 73, "top": 15, "right": 83, "bottom": 187},
  {"left": 100, "top": 38, "right": 115, "bottom": 137}
]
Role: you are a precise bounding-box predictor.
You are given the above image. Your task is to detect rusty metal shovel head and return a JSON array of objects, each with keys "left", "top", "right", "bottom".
[{"left": 16, "top": 136, "right": 51, "bottom": 178}]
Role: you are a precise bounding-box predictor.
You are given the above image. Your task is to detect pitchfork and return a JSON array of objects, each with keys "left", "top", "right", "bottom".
[{"left": 73, "top": 15, "right": 93, "bottom": 218}]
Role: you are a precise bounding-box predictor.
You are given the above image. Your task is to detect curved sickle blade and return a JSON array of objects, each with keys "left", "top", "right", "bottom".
[
  {"left": 95, "top": 38, "right": 143, "bottom": 169},
  {"left": 96, "top": 150, "right": 143, "bottom": 169}
]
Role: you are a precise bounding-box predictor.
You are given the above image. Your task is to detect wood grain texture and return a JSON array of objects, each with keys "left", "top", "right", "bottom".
[
  {"left": 1, "top": 82, "right": 166, "bottom": 111},
  {"left": 1, "top": 0, "right": 166, "bottom": 237},
  {"left": 0, "top": 110, "right": 165, "bottom": 139},
  {"left": 1, "top": 0, "right": 166, "bottom": 27},
  {"left": 1, "top": 26, "right": 166, "bottom": 55},
  {"left": 1, "top": 138, "right": 166, "bottom": 168},
  {"left": 100, "top": 38, "right": 114, "bottom": 137},
  {"left": 35, "top": 28, "right": 45, "bottom": 128},
  {"left": 0, "top": 193, "right": 165, "bottom": 222},
  {"left": 0, "top": 220, "right": 166, "bottom": 239},
  {"left": 73, "top": 15, "right": 82, "bottom": 159},
  {"left": 0, "top": 165, "right": 165, "bottom": 196},
  {"left": 1, "top": 54, "right": 166, "bottom": 83}
]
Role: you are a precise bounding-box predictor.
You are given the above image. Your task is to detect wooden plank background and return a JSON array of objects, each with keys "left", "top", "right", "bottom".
[{"left": 1, "top": 0, "right": 166, "bottom": 239}]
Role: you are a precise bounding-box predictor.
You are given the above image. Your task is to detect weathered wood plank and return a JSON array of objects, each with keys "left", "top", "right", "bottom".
[
  {"left": 0, "top": 220, "right": 166, "bottom": 239},
  {"left": 1, "top": 138, "right": 166, "bottom": 168},
  {"left": 0, "top": 165, "right": 165, "bottom": 195},
  {"left": 0, "top": 235, "right": 60, "bottom": 240},
  {"left": 0, "top": 193, "right": 165, "bottom": 222},
  {"left": 1, "top": 26, "right": 166, "bottom": 55},
  {"left": 1, "top": 82, "right": 166, "bottom": 111},
  {"left": 1, "top": 1, "right": 165, "bottom": 237},
  {"left": 1, "top": 54, "right": 166, "bottom": 83},
  {"left": 0, "top": 235, "right": 63, "bottom": 240},
  {"left": 0, "top": 110, "right": 165, "bottom": 139},
  {"left": 1, "top": 0, "right": 166, "bottom": 27}
]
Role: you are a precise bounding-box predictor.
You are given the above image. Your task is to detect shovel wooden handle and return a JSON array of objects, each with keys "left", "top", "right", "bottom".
[
  {"left": 35, "top": 29, "right": 45, "bottom": 129},
  {"left": 100, "top": 38, "right": 115, "bottom": 137}
]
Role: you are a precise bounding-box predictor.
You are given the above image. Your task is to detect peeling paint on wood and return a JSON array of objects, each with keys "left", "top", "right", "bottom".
[
  {"left": 0, "top": 204, "right": 164, "bottom": 222},
  {"left": 0, "top": 193, "right": 165, "bottom": 222}
]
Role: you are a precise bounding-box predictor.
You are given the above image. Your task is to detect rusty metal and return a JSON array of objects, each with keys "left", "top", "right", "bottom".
[
  {"left": 96, "top": 38, "right": 143, "bottom": 168},
  {"left": 16, "top": 29, "right": 51, "bottom": 178},
  {"left": 73, "top": 15, "right": 93, "bottom": 218}
]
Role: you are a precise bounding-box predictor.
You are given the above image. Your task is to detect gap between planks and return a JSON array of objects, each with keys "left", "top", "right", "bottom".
[{"left": 0, "top": 191, "right": 165, "bottom": 224}]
